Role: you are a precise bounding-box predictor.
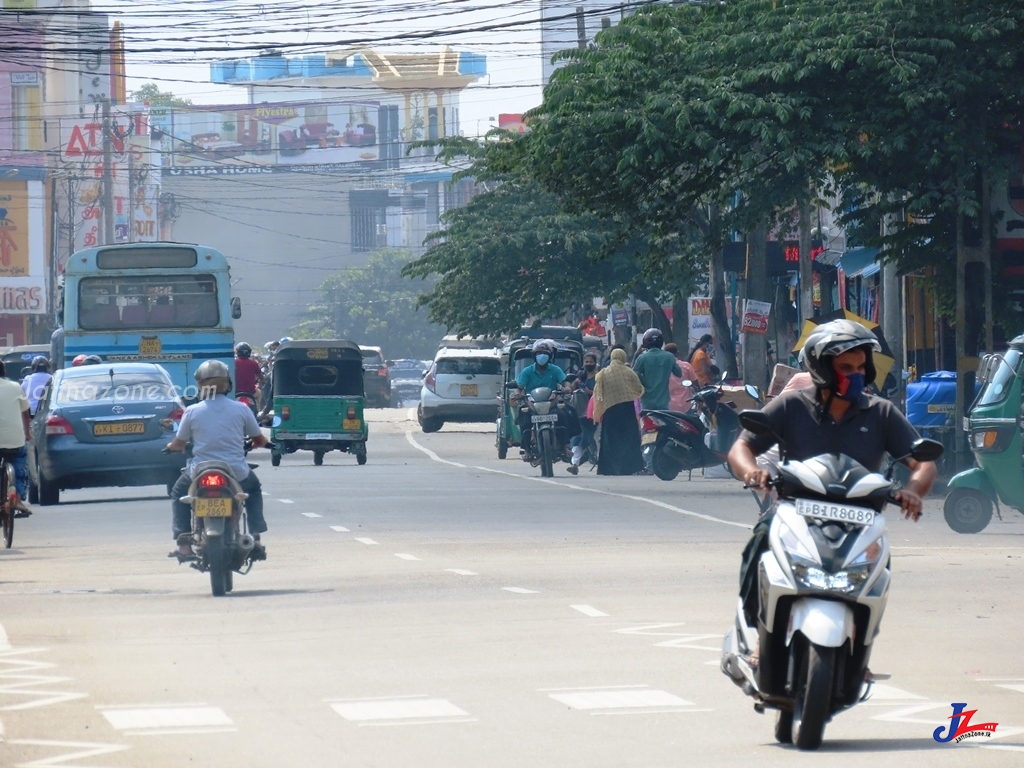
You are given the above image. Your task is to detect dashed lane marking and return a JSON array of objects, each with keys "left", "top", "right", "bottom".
[
  {"left": 444, "top": 569, "right": 478, "bottom": 576},
  {"left": 548, "top": 686, "right": 695, "bottom": 712},
  {"left": 502, "top": 587, "right": 539, "bottom": 594},
  {"left": 99, "top": 703, "right": 235, "bottom": 735},
  {"left": 354, "top": 537, "right": 378, "bottom": 546},
  {"left": 395, "top": 554, "right": 420, "bottom": 561},
  {"left": 278, "top": 499, "right": 294, "bottom": 504},
  {"left": 4, "top": 739, "right": 129, "bottom": 766},
  {"left": 571, "top": 605, "right": 608, "bottom": 618},
  {"left": 302, "top": 512, "right": 322, "bottom": 518},
  {"left": 330, "top": 526, "right": 350, "bottom": 532},
  {"left": 405, "top": 431, "right": 748, "bottom": 529},
  {"left": 328, "top": 695, "right": 475, "bottom": 726}
]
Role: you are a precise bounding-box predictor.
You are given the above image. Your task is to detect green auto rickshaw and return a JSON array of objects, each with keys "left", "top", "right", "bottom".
[
  {"left": 496, "top": 337, "right": 584, "bottom": 459},
  {"left": 943, "top": 334, "right": 1024, "bottom": 532},
  {"left": 268, "top": 340, "right": 368, "bottom": 467}
]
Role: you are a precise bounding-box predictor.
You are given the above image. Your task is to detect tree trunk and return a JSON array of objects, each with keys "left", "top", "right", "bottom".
[
  {"left": 634, "top": 285, "right": 673, "bottom": 345},
  {"left": 799, "top": 194, "right": 814, "bottom": 324},
  {"left": 743, "top": 223, "right": 769, "bottom": 392},
  {"left": 710, "top": 244, "right": 739, "bottom": 379}
]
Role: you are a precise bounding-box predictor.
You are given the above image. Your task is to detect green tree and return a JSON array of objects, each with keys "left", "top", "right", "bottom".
[
  {"left": 293, "top": 249, "right": 444, "bottom": 359},
  {"left": 129, "top": 83, "right": 193, "bottom": 107}
]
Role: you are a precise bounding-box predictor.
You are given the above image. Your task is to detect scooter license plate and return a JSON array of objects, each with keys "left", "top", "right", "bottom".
[
  {"left": 796, "top": 498, "right": 875, "bottom": 527},
  {"left": 641, "top": 432, "right": 658, "bottom": 445},
  {"left": 531, "top": 414, "right": 558, "bottom": 423},
  {"left": 194, "top": 498, "right": 233, "bottom": 518}
]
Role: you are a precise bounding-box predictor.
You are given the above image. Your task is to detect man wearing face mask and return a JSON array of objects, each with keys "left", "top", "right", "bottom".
[
  {"left": 516, "top": 340, "right": 574, "bottom": 457},
  {"left": 727, "top": 319, "right": 937, "bottom": 626}
]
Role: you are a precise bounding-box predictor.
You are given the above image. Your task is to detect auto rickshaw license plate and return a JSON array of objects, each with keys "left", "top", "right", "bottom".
[
  {"left": 641, "top": 432, "right": 658, "bottom": 445},
  {"left": 460, "top": 384, "right": 478, "bottom": 397},
  {"left": 194, "top": 498, "right": 232, "bottom": 517},
  {"left": 93, "top": 421, "right": 144, "bottom": 436},
  {"left": 342, "top": 420, "right": 361, "bottom": 430},
  {"left": 796, "top": 498, "right": 874, "bottom": 527},
  {"left": 305, "top": 433, "right": 332, "bottom": 440}
]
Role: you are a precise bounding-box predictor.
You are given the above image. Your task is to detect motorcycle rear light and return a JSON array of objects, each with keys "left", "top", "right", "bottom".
[
  {"left": 641, "top": 416, "right": 659, "bottom": 432},
  {"left": 199, "top": 473, "right": 228, "bottom": 488},
  {"left": 45, "top": 414, "right": 74, "bottom": 436},
  {"left": 281, "top": 405, "right": 290, "bottom": 420}
]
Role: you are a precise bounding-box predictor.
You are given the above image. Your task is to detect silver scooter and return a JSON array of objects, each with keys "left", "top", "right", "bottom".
[{"left": 721, "top": 410, "right": 943, "bottom": 750}]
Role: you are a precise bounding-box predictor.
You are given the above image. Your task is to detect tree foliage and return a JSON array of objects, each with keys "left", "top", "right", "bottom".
[
  {"left": 129, "top": 83, "right": 193, "bottom": 107},
  {"left": 292, "top": 249, "right": 444, "bottom": 359}
]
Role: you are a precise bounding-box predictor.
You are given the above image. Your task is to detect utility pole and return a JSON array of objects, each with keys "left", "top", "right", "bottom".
[
  {"left": 101, "top": 98, "right": 115, "bottom": 245},
  {"left": 576, "top": 6, "right": 587, "bottom": 50},
  {"left": 128, "top": 150, "right": 135, "bottom": 244}
]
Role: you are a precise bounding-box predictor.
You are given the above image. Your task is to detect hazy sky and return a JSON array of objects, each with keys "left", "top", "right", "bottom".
[{"left": 101, "top": 0, "right": 548, "bottom": 136}]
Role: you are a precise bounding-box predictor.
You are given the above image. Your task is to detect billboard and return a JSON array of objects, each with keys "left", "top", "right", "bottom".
[
  {"left": 0, "top": 180, "right": 47, "bottom": 314},
  {"left": 162, "top": 100, "right": 380, "bottom": 171}
]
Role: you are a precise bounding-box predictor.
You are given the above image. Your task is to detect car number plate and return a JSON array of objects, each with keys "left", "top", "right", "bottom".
[
  {"left": 305, "top": 432, "right": 333, "bottom": 440},
  {"left": 194, "top": 498, "right": 233, "bottom": 518},
  {"left": 93, "top": 421, "right": 145, "bottom": 436},
  {"left": 796, "top": 498, "right": 875, "bottom": 527},
  {"left": 641, "top": 432, "right": 658, "bottom": 445},
  {"left": 342, "top": 419, "right": 362, "bottom": 430},
  {"left": 531, "top": 413, "right": 558, "bottom": 423},
  {"left": 460, "top": 384, "right": 478, "bottom": 397}
]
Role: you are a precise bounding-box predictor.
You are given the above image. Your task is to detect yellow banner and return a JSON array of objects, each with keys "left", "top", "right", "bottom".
[
  {"left": 0, "top": 181, "right": 30, "bottom": 278},
  {"left": 3, "top": 0, "right": 36, "bottom": 9}
]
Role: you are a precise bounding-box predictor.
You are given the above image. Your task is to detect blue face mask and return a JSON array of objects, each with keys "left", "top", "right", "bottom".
[
  {"left": 835, "top": 371, "right": 866, "bottom": 401},
  {"left": 535, "top": 354, "right": 550, "bottom": 366}
]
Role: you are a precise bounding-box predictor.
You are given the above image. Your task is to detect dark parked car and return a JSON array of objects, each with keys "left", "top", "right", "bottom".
[
  {"left": 1, "top": 344, "right": 49, "bottom": 381},
  {"left": 30, "top": 363, "right": 187, "bottom": 505},
  {"left": 359, "top": 346, "right": 391, "bottom": 408},
  {"left": 388, "top": 358, "right": 429, "bottom": 407}
]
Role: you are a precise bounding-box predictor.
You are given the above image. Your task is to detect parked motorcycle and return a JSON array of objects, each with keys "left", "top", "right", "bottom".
[
  {"left": 640, "top": 383, "right": 761, "bottom": 481},
  {"left": 176, "top": 460, "right": 263, "bottom": 596},
  {"left": 514, "top": 385, "right": 573, "bottom": 477},
  {"left": 720, "top": 410, "right": 943, "bottom": 750}
]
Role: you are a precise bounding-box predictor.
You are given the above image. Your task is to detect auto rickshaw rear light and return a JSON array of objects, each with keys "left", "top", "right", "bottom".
[
  {"left": 45, "top": 414, "right": 74, "bottom": 436},
  {"left": 281, "top": 406, "right": 290, "bottom": 420},
  {"left": 347, "top": 406, "right": 357, "bottom": 420},
  {"left": 199, "top": 472, "right": 228, "bottom": 488}
]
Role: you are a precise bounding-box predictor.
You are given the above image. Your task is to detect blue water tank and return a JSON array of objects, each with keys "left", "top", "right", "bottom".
[{"left": 906, "top": 371, "right": 961, "bottom": 427}]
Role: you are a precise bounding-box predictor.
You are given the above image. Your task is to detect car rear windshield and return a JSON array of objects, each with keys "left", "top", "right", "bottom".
[
  {"left": 57, "top": 372, "right": 176, "bottom": 404},
  {"left": 436, "top": 358, "right": 500, "bottom": 376},
  {"left": 361, "top": 352, "right": 384, "bottom": 366}
]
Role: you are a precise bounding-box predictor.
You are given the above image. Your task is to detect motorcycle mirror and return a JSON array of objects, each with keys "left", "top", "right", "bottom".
[
  {"left": 681, "top": 379, "right": 693, "bottom": 387},
  {"left": 271, "top": 415, "right": 282, "bottom": 427},
  {"left": 909, "top": 437, "right": 944, "bottom": 463},
  {"left": 745, "top": 384, "right": 760, "bottom": 401},
  {"left": 505, "top": 382, "right": 520, "bottom": 390}
]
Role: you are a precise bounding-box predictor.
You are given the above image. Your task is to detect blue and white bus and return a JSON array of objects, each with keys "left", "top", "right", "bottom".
[{"left": 61, "top": 242, "right": 240, "bottom": 402}]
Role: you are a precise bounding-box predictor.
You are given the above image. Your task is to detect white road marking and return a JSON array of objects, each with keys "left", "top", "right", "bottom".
[
  {"left": 278, "top": 499, "right": 294, "bottom": 504},
  {"left": 329, "top": 696, "right": 471, "bottom": 723},
  {"left": 354, "top": 537, "right": 379, "bottom": 546},
  {"left": 395, "top": 553, "right": 420, "bottom": 561},
  {"left": 330, "top": 526, "right": 350, "bottom": 532},
  {"left": 860, "top": 683, "right": 927, "bottom": 701},
  {"left": 617, "top": 623, "right": 724, "bottom": 652},
  {"left": 997, "top": 684, "right": 1024, "bottom": 693},
  {"left": 301, "top": 512, "right": 322, "bottom": 518},
  {"left": 5, "top": 739, "right": 129, "bottom": 764},
  {"left": 100, "top": 704, "right": 233, "bottom": 732},
  {"left": 405, "top": 431, "right": 748, "bottom": 528},
  {"left": 549, "top": 688, "right": 693, "bottom": 710},
  {"left": 0, "top": 623, "right": 9, "bottom": 652},
  {"left": 502, "top": 587, "right": 539, "bottom": 594},
  {"left": 0, "top": 646, "right": 88, "bottom": 711},
  {"left": 406, "top": 407, "right": 417, "bottom": 421},
  {"left": 570, "top": 605, "right": 608, "bottom": 618},
  {"left": 444, "top": 569, "right": 478, "bottom": 576}
]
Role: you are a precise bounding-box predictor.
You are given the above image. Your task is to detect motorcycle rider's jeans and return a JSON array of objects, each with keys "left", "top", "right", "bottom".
[
  {"left": 0, "top": 445, "right": 29, "bottom": 502},
  {"left": 171, "top": 470, "right": 267, "bottom": 540}
]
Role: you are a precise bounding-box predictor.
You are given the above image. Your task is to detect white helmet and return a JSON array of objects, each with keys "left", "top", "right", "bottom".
[{"left": 801, "top": 319, "right": 880, "bottom": 389}]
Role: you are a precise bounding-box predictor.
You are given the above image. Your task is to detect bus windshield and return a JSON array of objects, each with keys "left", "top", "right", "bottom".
[{"left": 78, "top": 274, "right": 219, "bottom": 330}]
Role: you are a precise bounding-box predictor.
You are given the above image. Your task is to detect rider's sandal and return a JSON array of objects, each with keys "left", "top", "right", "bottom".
[{"left": 167, "top": 550, "right": 198, "bottom": 563}]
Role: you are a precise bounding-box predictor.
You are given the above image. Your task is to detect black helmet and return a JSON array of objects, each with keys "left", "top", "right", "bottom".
[
  {"left": 532, "top": 340, "right": 557, "bottom": 361},
  {"left": 641, "top": 328, "right": 664, "bottom": 349},
  {"left": 235, "top": 342, "right": 252, "bottom": 359},
  {"left": 31, "top": 356, "right": 49, "bottom": 372},
  {"left": 194, "top": 359, "right": 232, "bottom": 396},
  {"left": 83, "top": 355, "right": 103, "bottom": 365},
  {"left": 801, "top": 319, "right": 880, "bottom": 390}
]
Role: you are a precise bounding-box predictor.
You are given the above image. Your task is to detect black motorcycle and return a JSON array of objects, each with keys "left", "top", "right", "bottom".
[{"left": 640, "top": 383, "right": 761, "bottom": 481}]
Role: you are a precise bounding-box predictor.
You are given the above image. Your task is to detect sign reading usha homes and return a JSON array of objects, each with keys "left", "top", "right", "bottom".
[{"left": 0, "top": 181, "right": 47, "bottom": 314}]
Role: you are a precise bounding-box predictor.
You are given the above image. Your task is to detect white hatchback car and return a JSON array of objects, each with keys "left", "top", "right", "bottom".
[{"left": 418, "top": 348, "right": 502, "bottom": 433}]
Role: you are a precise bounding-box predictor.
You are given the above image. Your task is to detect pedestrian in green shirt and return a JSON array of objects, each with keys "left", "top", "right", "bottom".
[{"left": 633, "top": 328, "right": 682, "bottom": 411}]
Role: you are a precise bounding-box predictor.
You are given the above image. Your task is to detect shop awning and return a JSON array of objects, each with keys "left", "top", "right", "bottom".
[{"left": 841, "top": 247, "right": 881, "bottom": 278}]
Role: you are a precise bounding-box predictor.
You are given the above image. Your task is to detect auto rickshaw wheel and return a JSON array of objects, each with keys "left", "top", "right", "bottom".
[
  {"left": 497, "top": 433, "right": 509, "bottom": 459},
  {"left": 943, "top": 488, "right": 993, "bottom": 534},
  {"left": 271, "top": 450, "right": 282, "bottom": 468},
  {"left": 356, "top": 450, "right": 367, "bottom": 466},
  {"left": 313, "top": 451, "right": 325, "bottom": 466}
]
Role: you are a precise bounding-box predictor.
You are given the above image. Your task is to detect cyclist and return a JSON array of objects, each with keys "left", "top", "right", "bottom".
[{"left": 0, "top": 361, "right": 33, "bottom": 517}]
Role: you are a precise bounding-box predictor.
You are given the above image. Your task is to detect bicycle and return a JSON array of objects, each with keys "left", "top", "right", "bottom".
[{"left": 0, "top": 451, "right": 16, "bottom": 548}]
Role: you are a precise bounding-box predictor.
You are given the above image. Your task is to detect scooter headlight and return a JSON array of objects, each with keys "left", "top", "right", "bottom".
[{"left": 792, "top": 562, "right": 873, "bottom": 594}]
